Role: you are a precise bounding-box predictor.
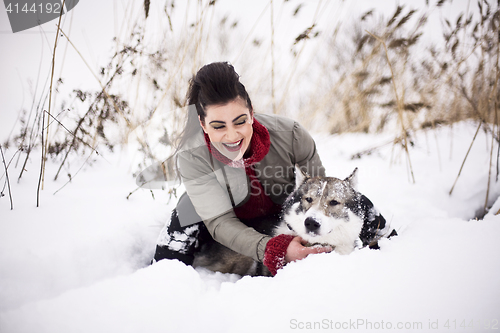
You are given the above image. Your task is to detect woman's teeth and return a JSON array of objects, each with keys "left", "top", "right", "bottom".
[{"left": 223, "top": 139, "right": 242, "bottom": 148}]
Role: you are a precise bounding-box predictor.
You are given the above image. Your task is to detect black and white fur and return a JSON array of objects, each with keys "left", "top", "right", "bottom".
[
  {"left": 193, "top": 166, "right": 396, "bottom": 276},
  {"left": 275, "top": 166, "right": 396, "bottom": 254}
]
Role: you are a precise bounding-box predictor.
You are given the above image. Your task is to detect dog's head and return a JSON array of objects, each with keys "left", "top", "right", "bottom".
[{"left": 281, "top": 166, "right": 380, "bottom": 248}]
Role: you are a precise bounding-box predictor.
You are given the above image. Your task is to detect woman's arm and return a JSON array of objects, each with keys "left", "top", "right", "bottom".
[
  {"left": 263, "top": 119, "right": 331, "bottom": 275},
  {"left": 178, "top": 149, "right": 269, "bottom": 262}
]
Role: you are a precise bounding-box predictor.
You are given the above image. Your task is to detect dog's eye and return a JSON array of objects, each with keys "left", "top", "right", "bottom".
[
  {"left": 305, "top": 197, "right": 313, "bottom": 203},
  {"left": 329, "top": 200, "right": 339, "bottom": 206}
]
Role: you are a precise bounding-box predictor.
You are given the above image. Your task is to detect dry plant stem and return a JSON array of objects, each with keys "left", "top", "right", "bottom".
[
  {"left": 52, "top": 62, "right": 121, "bottom": 182},
  {"left": 58, "top": 28, "right": 132, "bottom": 128},
  {"left": 494, "top": 26, "right": 500, "bottom": 182},
  {"left": 16, "top": 39, "right": 45, "bottom": 171},
  {"left": 0, "top": 146, "right": 13, "bottom": 210},
  {"left": 126, "top": 186, "right": 142, "bottom": 200},
  {"left": 0, "top": 149, "right": 22, "bottom": 181},
  {"left": 485, "top": 31, "right": 500, "bottom": 212},
  {"left": 126, "top": 184, "right": 156, "bottom": 200},
  {"left": 149, "top": 4, "right": 204, "bottom": 120},
  {"left": 57, "top": 27, "right": 158, "bottom": 181},
  {"left": 53, "top": 150, "right": 95, "bottom": 195},
  {"left": 497, "top": 118, "right": 500, "bottom": 182},
  {"left": 43, "top": 0, "right": 66, "bottom": 191},
  {"left": 44, "top": 111, "right": 99, "bottom": 155},
  {"left": 460, "top": 85, "right": 499, "bottom": 142},
  {"left": 232, "top": 2, "right": 270, "bottom": 64},
  {"left": 442, "top": 32, "right": 480, "bottom": 89},
  {"left": 18, "top": 82, "right": 50, "bottom": 182},
  {"left": 54, "top": 117, "right": 85, "bottom": 181},
  {"left": 191, "top": 1, "right": 207, "bottom": 71},
  {"left": 366, "top": 30, "right": 415, "bottom": 183},
  {"left": 434, "top": 128, "right": 442, "bottom": 172},
  {"left": 485, "top": 126, "right": 495, "bottom": 213},
  {"left": 52, "top": 2, "right": 74, "bottom": 130},
  {"left": 449, "top": 121, "right": 482, "bottom": 195},
  {"left": 312, "top": 23, "right": 380, "bottom": 131},
  {"left": 37, "top": 110, "right": 45, "bottom": 207},
  {"left": 350, "top": 139, "right": 394, "bottom": 159},
  {"left": 275, "top": 0, "right": 324, "bottom": 115},
  {"left": 202, "top": 6, "right": 215, "bottom": 69}
]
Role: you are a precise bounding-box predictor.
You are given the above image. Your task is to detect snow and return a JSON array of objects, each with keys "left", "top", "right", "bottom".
[{"left": 1, "top": 121, "right": 499, "bottom": 333}]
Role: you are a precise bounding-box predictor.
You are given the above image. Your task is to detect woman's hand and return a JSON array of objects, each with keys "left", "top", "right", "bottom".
[{"left": 284, "top": 236, "right": 332, "bottom": 263}]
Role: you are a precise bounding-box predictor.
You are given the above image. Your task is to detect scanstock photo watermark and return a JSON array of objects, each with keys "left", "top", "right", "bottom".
[
  {"left": 3, "top": 0, "right": 79, "bottom": 33},
  {"left": 289, "top": 318, "right": 499, "bottom": 330}
]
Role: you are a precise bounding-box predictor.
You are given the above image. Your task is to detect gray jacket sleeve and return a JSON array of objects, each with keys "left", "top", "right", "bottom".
[
  {"left": 178, "top": 151, "right": 270, "bottom": 262},
  {"left": 292, "top": 121, "right": 325, "bottom": 178},
  {"left": 204, "top": 211, "right": 271, "bottom": 262}
]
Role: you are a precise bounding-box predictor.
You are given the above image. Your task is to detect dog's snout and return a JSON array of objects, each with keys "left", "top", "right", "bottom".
[{"left": 304, "top": 217, "right": 321, "bottom": 233}]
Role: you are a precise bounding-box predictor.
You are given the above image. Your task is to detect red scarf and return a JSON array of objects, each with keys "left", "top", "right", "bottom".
[{"left": 203, "top": 118, "right": 281, "bottom": 219}]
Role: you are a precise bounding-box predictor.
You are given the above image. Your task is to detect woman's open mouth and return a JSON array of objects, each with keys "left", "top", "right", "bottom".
[{"left": 222, "top": 139, "right": 243, "bottom": 152}]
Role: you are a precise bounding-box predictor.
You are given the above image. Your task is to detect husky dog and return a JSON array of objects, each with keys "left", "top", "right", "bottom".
[
  {"left": 193, "top": 166, "right": 395, "bottom": 276},
  {"left": 276, "top": 166, "right": 396, "bottom": 254}
]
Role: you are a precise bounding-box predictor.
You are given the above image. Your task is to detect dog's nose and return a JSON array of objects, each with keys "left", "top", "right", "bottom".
[{"left": 304, "top": 217, "right": 321, "bottom": 233}]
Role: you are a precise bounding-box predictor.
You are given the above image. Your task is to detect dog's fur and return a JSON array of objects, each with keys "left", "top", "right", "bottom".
[
  {"left": 192, "top": 215, "right": 278, "bottom": 276},
  {"left": 192, "top": 166, "right": 396, "bottom": 276},
  {"left": 276, "top": 166, "right": 396, "bottom": 255}
]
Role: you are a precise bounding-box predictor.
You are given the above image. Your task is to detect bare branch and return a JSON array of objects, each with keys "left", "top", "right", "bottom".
[{"left": 0, "top": 146, "right": 13, "bottom": 210}]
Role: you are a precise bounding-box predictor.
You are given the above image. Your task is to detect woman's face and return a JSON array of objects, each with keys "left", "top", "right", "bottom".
[{"left": 200, "top": 98, "right": 254, "bottom": 161}]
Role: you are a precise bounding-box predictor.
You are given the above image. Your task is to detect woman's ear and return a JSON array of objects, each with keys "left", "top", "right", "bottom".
[{"left": 199, "top": 115, "right": 207, "bottom": 133}]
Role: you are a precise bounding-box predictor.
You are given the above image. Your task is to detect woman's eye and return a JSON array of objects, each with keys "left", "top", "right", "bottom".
[
  {"left": 235, "top": 121, "right": 246, "bottom": 126},
  {"left": 212, "top": 125, "right": 225, "bottom": 130}
]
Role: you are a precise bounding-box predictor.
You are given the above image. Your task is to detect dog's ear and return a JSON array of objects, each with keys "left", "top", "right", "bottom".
[
  {"left": 294, "top": 165, "right": 309, "bottom": 189},
  {"left": 344, "top": 167, "right": 358, "bottom": 189}
]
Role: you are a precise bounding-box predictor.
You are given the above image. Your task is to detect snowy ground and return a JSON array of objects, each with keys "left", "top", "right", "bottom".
[{"left": 1, "top": 121, "right": 499, "bottom": 333}]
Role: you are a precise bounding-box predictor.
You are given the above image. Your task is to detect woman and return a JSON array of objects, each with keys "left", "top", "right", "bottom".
[{"left": 153, "top": 62, "right": 330, "bottom": 275}]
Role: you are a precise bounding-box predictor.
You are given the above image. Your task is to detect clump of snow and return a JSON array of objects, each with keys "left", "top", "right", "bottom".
[{"left": 1, "top": 121, "right": 499, "bottom": 333}]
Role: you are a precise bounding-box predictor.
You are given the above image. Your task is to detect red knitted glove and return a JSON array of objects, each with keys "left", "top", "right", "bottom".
[{"left": 263, "top": 234, "right": 295, "bottom": 276}]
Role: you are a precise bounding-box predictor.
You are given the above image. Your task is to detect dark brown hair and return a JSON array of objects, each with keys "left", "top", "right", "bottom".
[{"left": 186, "top": 61, "right": 253, "bottom": 123}]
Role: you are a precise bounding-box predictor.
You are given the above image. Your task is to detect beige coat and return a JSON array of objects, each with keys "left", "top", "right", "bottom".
[{"left": 177, "top": 113, "right": 325, "bottom": 262}]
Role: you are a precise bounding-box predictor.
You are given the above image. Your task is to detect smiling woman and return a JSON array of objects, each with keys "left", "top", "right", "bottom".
[
  {"left": 201, "top": 99, "right": 254, "bottom": 161},
  {"left": 152, "top": 62, "right": 329, "bottom": 276}
]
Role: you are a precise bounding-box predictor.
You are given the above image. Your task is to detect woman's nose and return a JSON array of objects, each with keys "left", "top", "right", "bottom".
[{"left": 225, "top": 126, "right": 239, "bottom": 142}]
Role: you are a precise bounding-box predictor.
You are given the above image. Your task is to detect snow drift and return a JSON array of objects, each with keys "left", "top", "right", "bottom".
[{"left": 1, "top": 121, "right": 499, "bottom": 333}]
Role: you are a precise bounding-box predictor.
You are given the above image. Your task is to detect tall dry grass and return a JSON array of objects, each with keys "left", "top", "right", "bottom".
[{"left": 1, "top": 0, "right": 498, "bottom": 211}]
